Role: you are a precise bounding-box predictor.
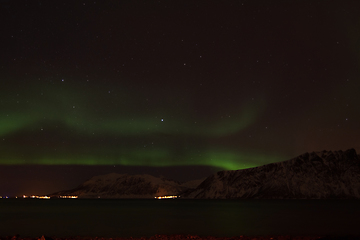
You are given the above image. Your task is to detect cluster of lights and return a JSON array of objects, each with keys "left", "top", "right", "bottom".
[
  {"left": 22, "top": 195, "right": 50, "bottom": 199},
  {"left": 0, "top": 196, "right": 9, "bottom": 199},
  {"left": 154, "top": 195, "right": 178, "bottom": 199},
  {"left": 59, "top": 195, "right": 78, "bottom": 198},
  {"left": 20, "top": 195, "right": 78, "bottom": 199}
]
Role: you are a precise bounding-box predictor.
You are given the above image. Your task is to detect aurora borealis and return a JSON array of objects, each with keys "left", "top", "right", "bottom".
[
  {"left": 0, "top": 79, "right": 273, "bottom": 170},
  {"left": 1, "top": 1, "right": 360, "bottom": 196}
]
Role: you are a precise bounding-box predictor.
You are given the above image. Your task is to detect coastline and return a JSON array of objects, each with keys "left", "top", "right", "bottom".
[{"left": 2, "top": 235, "right": 360, "bottom": 240}]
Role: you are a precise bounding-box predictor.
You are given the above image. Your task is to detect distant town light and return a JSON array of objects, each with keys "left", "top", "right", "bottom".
[
  {"left": 154, "top": 195, "right": 178, "bottom": 199},
  {"left": 39, "top": 196, "right": 51, "bottom": 199},
  {"left": 59, "top": 195, "right": 78, "bottom": 198},
  {"left": 22, "top": 195, "right": 50, "bottom": 199}
]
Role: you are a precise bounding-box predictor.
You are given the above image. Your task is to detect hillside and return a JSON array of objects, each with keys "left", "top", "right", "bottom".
[
  {"left": 185, "top": 149, "right": 360, "bottom": 199},
  {"left": 51, "top": 173, "right": 200, "bottom": 198}
]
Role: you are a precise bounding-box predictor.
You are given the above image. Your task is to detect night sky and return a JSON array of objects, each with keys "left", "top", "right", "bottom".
[{"left": 1, "top": 0, "right": 360, "bottom": 196}]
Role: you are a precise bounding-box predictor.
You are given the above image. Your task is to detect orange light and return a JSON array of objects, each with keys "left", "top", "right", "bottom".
[
  {"left": 39, "top": 196, "right": 50, "bottom": 199},
  {"left": 59, "top": 195, "right": 78, "bottom": 198},
  {"left": 154, "top": 195, "right": 178, "bottom": 199}
]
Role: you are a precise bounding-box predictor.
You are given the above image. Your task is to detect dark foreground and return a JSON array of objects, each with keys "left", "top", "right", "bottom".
[{"left": 2, "top": 235, "right": 360, "bottom": 240}]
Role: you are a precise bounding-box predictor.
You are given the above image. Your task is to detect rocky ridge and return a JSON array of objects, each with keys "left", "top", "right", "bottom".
[{"left": 185, "top": 148, "right": 360, "bottom": 199}]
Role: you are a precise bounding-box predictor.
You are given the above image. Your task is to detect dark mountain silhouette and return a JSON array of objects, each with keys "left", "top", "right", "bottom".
[{"left": 185, "top": 149, "right": 360, "bottom": 199}]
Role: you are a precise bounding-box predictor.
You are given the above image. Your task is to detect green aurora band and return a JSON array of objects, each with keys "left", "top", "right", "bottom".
[
  {"left": 0, "top": 148, "right": 285, "bottom": 170},
  {"left": 0, "top": 80, "right": 287, "bottom": 170}
]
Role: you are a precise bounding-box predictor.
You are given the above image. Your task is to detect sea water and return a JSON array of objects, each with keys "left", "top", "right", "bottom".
[{"left": 1, "top": 199, "right": 360, "bottom": 237}]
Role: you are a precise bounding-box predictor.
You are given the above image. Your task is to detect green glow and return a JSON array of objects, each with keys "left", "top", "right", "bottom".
[
  {"left": 61, "top": 100, "right": 264, "bottom": 137},
  {"left": 0, "top": 143, "right": 286, "bottom": 171},
  {"left": 0, "top": 80, "right": 281, "bottom": 170},
  {"left": 0, "top": 115, "right": 38, "bottom": 136},
  {"left": 0, "top": 81, "right": 265, "bottom": 138},
  {"left": 201, "top": 150, "right": 285, "bottom": 170}
]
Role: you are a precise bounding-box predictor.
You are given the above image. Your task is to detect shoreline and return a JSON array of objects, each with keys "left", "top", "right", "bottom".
[{"left": 2, "top": 235, "right": 360, "bottom": 240}]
